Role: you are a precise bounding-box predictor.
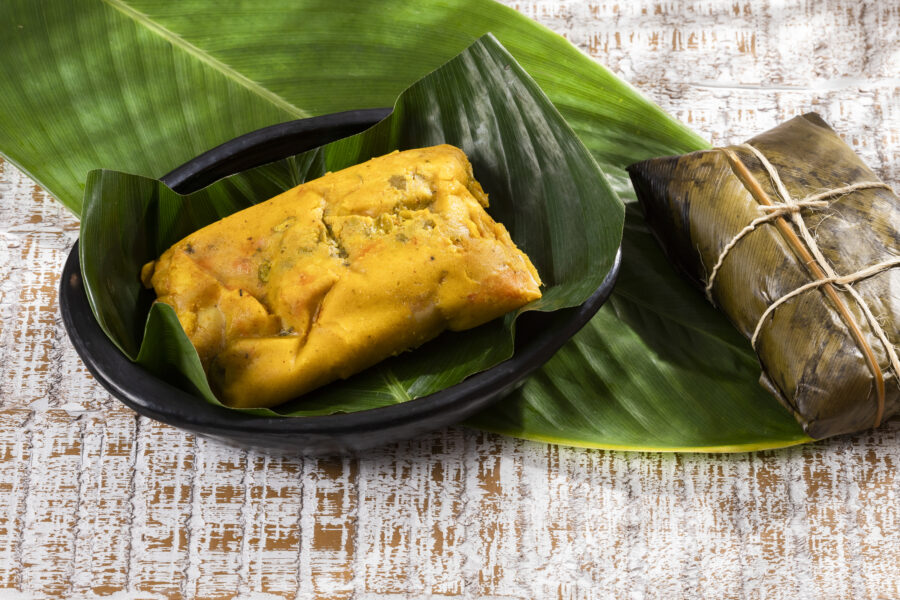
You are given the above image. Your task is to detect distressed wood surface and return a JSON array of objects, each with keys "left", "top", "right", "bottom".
[{"left": 1, "top": 1, "right": 899, "bottom": 598}]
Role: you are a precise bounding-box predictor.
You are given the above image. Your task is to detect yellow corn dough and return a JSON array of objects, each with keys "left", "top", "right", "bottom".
[{"left": 142, "top": 145, "right": 542, "bottom": 408}]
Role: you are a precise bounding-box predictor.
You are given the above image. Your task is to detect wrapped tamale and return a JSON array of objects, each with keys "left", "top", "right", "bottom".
[
  {"left": 142, "top": 145, "right": 542, "bottom": 408},
  {"left": 627, "top": 113, "right": 899, "bottom": 439}
]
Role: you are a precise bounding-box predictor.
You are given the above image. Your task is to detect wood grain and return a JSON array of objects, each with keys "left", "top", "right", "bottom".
[{"left": 1, "top": 1, "right": 899, "bottom": 598}]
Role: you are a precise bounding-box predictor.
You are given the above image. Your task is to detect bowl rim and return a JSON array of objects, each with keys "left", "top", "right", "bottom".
[{"left": 60, "top": 109, "right": 622, "bottom": 437}]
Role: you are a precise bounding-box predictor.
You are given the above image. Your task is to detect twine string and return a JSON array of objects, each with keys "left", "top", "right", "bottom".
[
  {"left": 704, "top": 178, "right": 892, "bottom": 303},
  {"left": 711, "top": 144, "right": 898, "bottom": 428},
  {"left": 704, "top": 199, "right": 829, "bottom": 302},
  {"left": 750, "top": 258, "right": 900, "bottom": 348}
]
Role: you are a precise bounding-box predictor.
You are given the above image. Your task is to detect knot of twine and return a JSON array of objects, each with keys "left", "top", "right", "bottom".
[
  {"left": 704, "top": 199, "right": 830, "bottom": 302},
  {"left": 708, "top": 143, "right": 897, "bottom": 428},
  {"left": 750, "top": 258, "right": 900, "bottom": 350}
]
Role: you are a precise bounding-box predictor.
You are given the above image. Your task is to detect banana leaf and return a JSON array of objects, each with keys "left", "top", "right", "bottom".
[
  {"left": 0, "top": 0, "right": 811, "bottom": 449},
  {"left": 80, "top": 35, "right": 625, "bottom": 416},
  {"left": 628, "top": 114, "right": 900, "bottom": 440}
]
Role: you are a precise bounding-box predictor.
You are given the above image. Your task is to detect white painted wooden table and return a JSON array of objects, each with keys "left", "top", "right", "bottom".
[{"left": 1, "top": 1, "right": 899, "bottom": 598}]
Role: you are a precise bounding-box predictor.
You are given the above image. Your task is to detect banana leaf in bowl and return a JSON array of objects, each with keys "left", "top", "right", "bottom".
[{"left": 61, "top": 35, "right": 624, "bottom": 453}]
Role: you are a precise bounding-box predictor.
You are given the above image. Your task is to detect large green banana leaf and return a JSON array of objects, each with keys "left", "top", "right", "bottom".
[
  {"left": 0, "top": 0, "right": 810, "bottom": 450},
  {"left": 80, "top": 35, "right": 623, "bottom": 417}
]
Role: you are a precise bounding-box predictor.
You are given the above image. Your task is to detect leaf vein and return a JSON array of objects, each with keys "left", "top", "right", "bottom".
[{"left": 100, "top": 0, "right": 311, "bottom": 119}]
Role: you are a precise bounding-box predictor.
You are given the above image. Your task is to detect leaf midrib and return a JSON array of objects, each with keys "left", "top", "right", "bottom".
[{"left": 101, "top": 0, "right": 312, "bottom": 119}]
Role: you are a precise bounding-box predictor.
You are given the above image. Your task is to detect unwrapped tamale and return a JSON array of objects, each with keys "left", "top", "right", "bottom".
[
  {"left": 628, "top": 113, "right": 899, "bottom": 439},
  {"left": 142, "top": 145, "right": 542, "bottom": 408}
]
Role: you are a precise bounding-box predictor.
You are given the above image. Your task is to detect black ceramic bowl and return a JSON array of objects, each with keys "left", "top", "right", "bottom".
[{"left": 59, "top": 109, "right": 621, "bottom": 455}]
